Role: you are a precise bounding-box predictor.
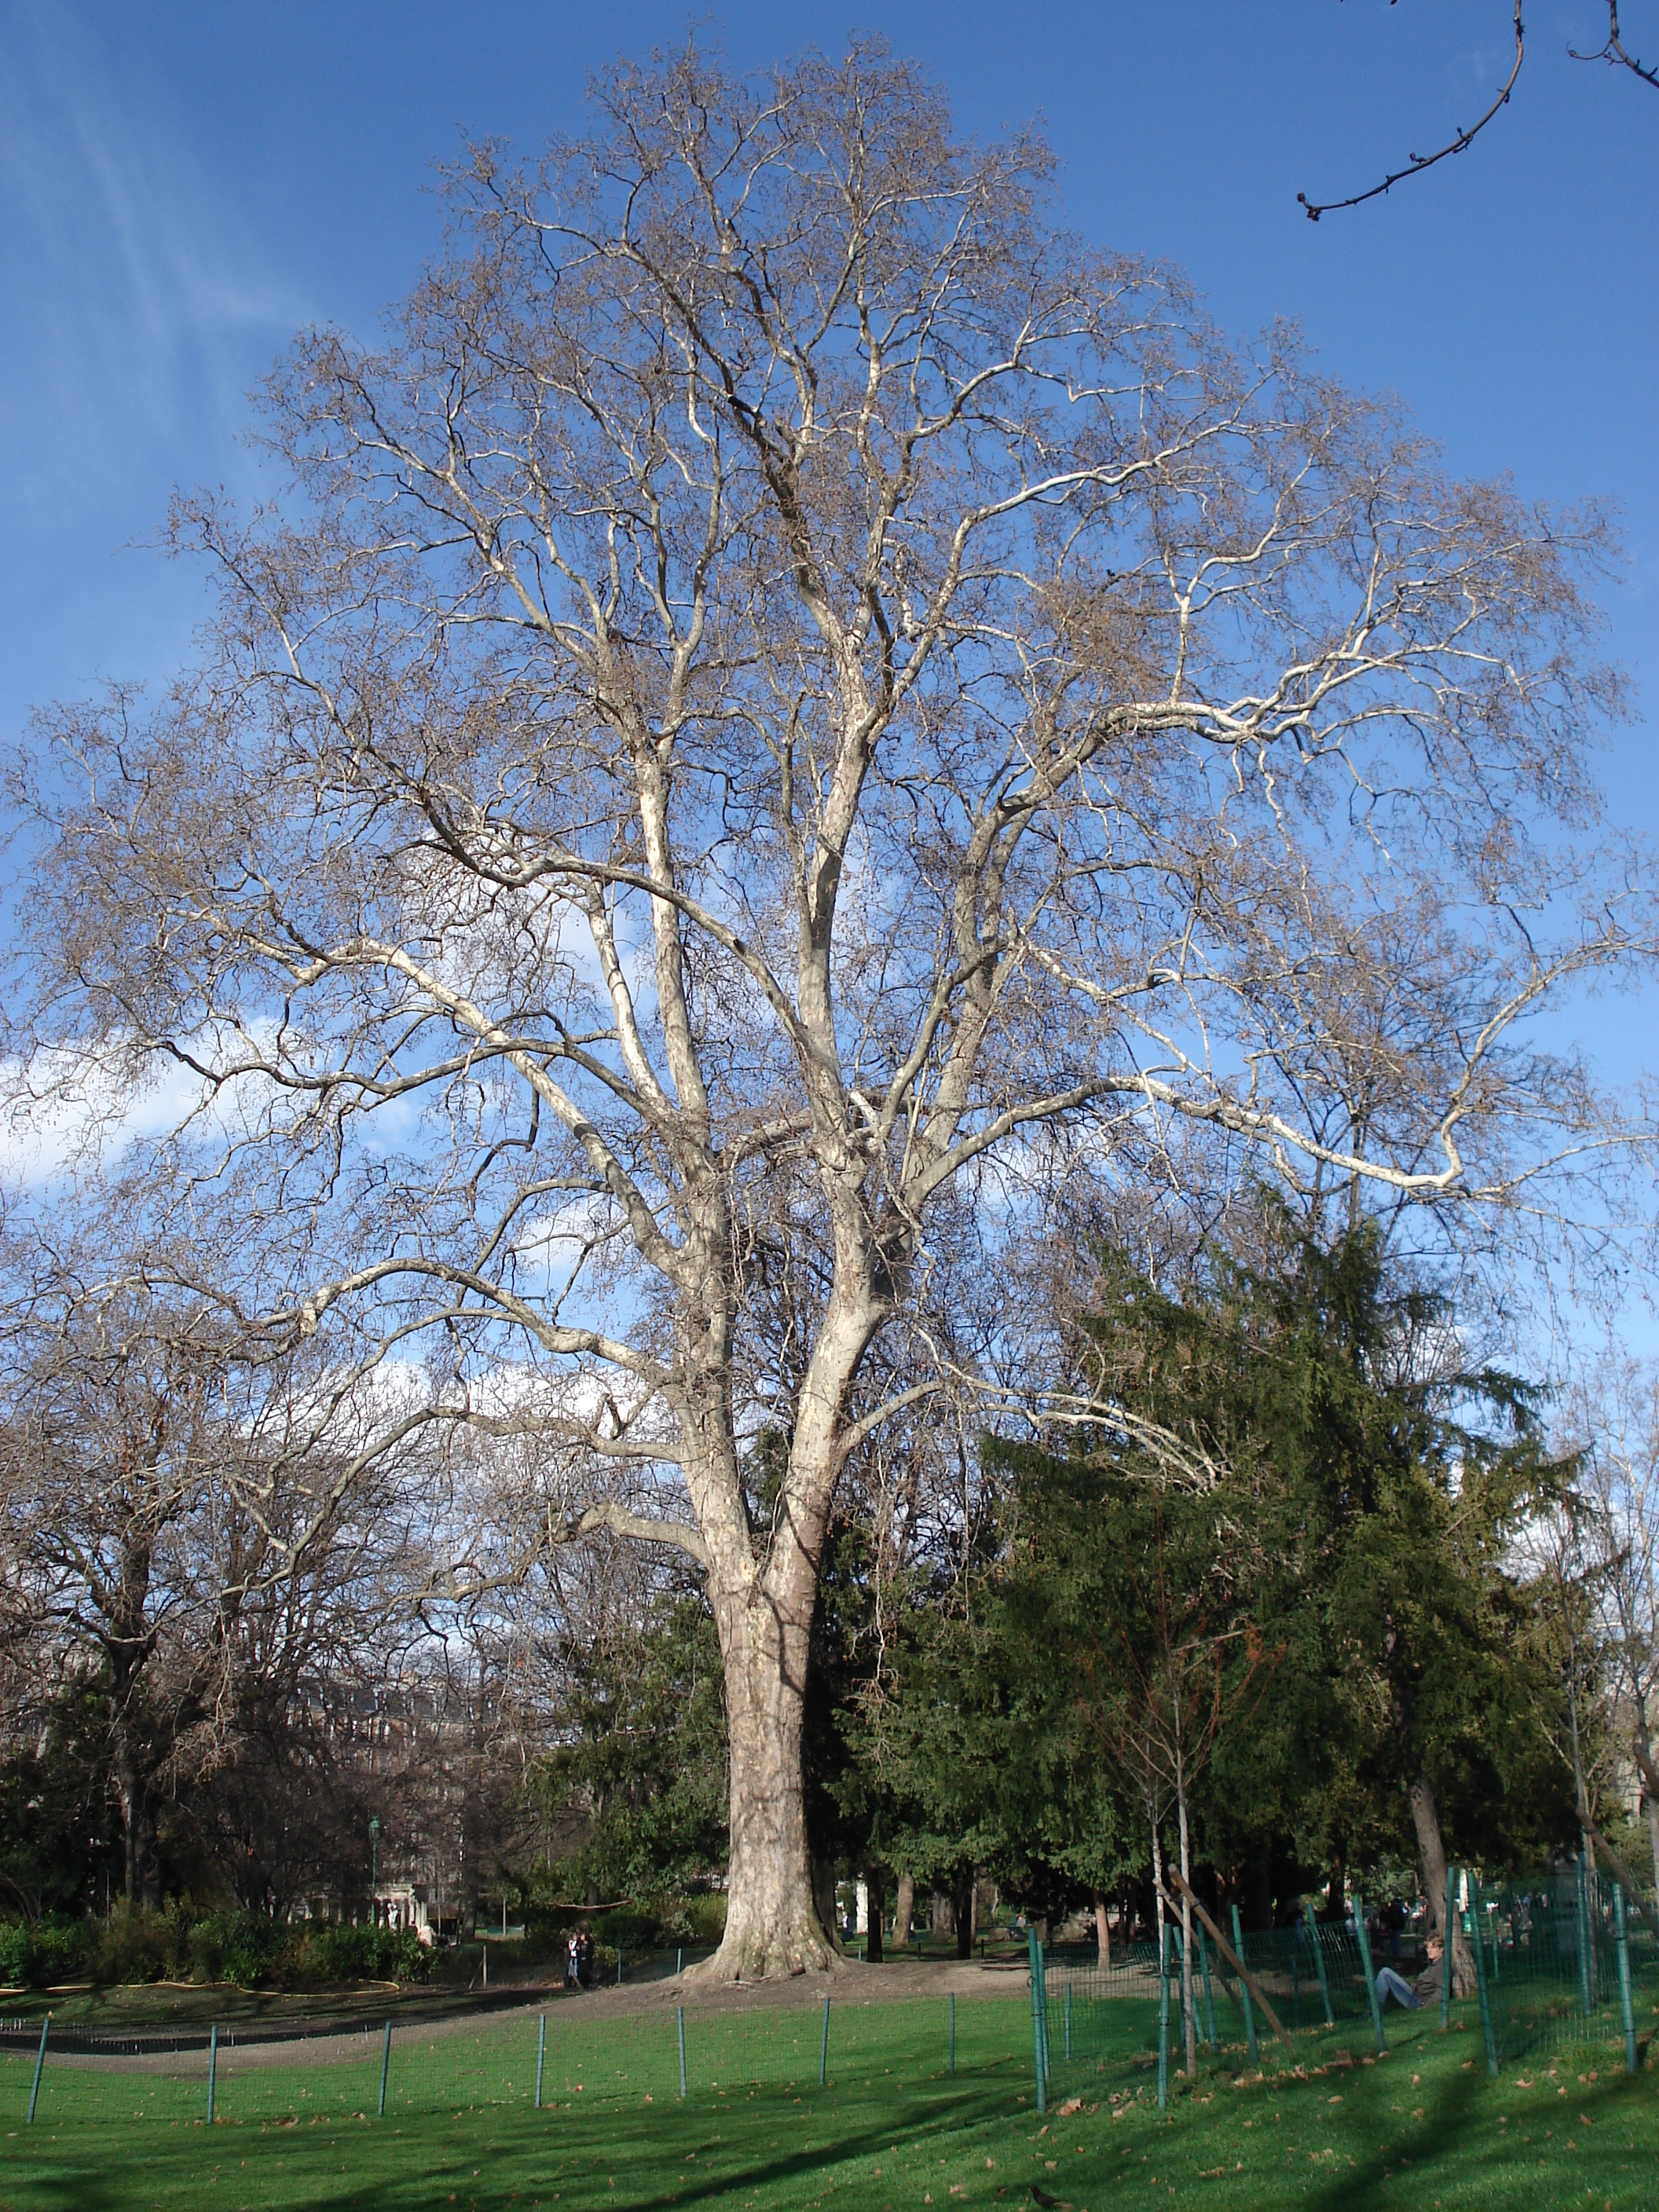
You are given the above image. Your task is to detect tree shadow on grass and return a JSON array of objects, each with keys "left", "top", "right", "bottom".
[
  {"left": 1306, "top": 2020, "right": 1646, "bottom": 2212},
  {"left": 0, "top": 2068, "right": 1033, "bottom": 2212}
]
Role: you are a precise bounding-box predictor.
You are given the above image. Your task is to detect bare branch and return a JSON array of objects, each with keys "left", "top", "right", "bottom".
[{"left": 1298, "top": 3, "right": 1525, "bottom": 220}]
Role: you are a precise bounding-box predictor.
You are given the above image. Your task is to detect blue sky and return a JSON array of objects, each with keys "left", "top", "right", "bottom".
[{"left": 4, "top": 0, "right": 1657, "bottom": 1337}]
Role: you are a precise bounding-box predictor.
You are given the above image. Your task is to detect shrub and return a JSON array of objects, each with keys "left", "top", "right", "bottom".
[
  {"left": 294, "top": 1921, "right": 430, "bottom": 1985},
  {"left": 93, "top": 1906, "right": 170, "bottom": 1985},
  {"left": 209, "top": 1913, "right": 289, "bottom": 1987},
  {"left": 676, "top": 1892, "right": 727, "bottom": 1946},
  {"left": 591, "top": 1909, "right": 656, "bottom": 1954},
  {"left": 0, "top": 1919, "right": 89, "bottom": 1988}
]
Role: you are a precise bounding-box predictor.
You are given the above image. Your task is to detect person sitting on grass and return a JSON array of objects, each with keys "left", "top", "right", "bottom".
[{"left": 1374, "top": 1935, "right": 1442, "bottom": 2009}]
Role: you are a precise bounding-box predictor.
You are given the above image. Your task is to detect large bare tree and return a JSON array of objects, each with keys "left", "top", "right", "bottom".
[{"left": 9, "top": 44, "right": 1651, "bottom": 1976}]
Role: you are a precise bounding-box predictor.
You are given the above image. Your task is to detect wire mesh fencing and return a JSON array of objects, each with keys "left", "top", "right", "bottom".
[
  {"left": 1027, "top": 1863, "right": 1654, "bottom": 2111},
  {"left": 1466, "top": 1862, "right": 1658, "bottom": 2071},
  {"left": 7, "top": 1866, "right": 1649, "bottom": 2145},
  {"left": 1, "top": 1989, "right": 1043, "bottom": 2137},
  {"left": 1029, "top": 1906, "right": 1392, "bottom": 2116}
]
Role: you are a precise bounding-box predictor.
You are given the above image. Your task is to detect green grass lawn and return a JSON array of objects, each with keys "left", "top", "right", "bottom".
[{"left": 0, "top": 1994, "right": 1653, "bottom": 2211}]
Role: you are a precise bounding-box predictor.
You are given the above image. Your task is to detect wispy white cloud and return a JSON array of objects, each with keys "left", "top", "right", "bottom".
[{"left": 0, "top": 6, "right": 305, "bottom": 489}]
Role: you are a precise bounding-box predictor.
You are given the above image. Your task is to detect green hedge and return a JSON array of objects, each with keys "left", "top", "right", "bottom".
[
  {"left": 0, "top": 1910, "right": 432, "bottom": 1990},
  {"left": 0, "top": 1919, "right": 89, "bottom": 1988}
]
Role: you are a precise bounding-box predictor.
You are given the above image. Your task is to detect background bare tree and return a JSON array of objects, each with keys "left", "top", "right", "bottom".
[
  {"left": 0, "top": 1223, "right": 437, "bottom": 1907},
  {"left": 1561, "top": 1355, "right": 1659, "bottom": 1896},
  {"left": 9, "top": 43, "right": 1653, "bottom": 1976}
]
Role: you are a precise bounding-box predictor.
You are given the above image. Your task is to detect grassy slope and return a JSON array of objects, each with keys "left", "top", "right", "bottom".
[{"left": 0, "top": 1999, "right": 1653, "bottom": 2211}]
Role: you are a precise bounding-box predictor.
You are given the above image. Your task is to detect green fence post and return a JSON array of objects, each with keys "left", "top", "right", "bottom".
[
  {"left": 1441, "top": 1866, "right": 1456, "bottom": 2031},
  {"left": 1155, "top": 1922, "right": 1170, "bottom": 2111},
  {"left": 1352, "top": 1893, "right": 1386, "bottom": 2056},
  {"left": 676, "top": 1946, "right": 683, "bottom": 1977},
  {"left": 1028, "top": 1927, "right": 1048, "bottom": 2114},
  {"left": 1289, "top": 1936, "right": 1300, "bottom": 2031},
  {"left": 677, "top": 2005, "right": 687, "bottom": 2098},
  {"left": 1613, "top": 1883, "right": 1638, "bottom": 2075},
  {"left": 207, "top": 2023, "right": 217, "bottom": 2125},
  {"left": 1064, "top": 1979, "right": 1072, "bottom": 2063},
  {"left": 377, "top": 2020, "right": 392, "bottom": 2118},
  {"left": 819, "top": 1995, "right": 830, "bottom": 2088},
  {"left": 949, "top": 1991, "right": 956, "bottom": 2075},
  {"left": 26, "top": 2015, "right": 48, "bottom": 2126},
  {"left": 1576, "top": 1857, "right": 1595, "bottom": 2018},
  {"left": 1230, "top": 1906, "right": 1258, "bottom": 2066},
  {"left": 617, "top": 1946, "right": 622, "bottom": 1987},
  {"left": 1198, "top": 1926, "right": 1218, "bottom": 2048},
  {"left": 1302, "top": 1904, "right": 1335, "bottom": 2028},
  {"left": 535, "top": 2013, "right": 546, "bottom": 2109},
  {"left": 1468, "top": 1876, "right": 1499, "bottom": 2077}
]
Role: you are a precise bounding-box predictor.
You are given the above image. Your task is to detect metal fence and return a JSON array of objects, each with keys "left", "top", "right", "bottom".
[
  {"left": 1, "top": 1990, "right": 1041, "bottom": 2133},
  {"left": 5, "top": 1863, "right": 1650, "bottom": 2144},
  {"left": 1028, "top": 1861, "right": 1656, "bottom": 2111},
  {"left": 1470, "top": 1862, "right": 1658, "bottom": 2071}
]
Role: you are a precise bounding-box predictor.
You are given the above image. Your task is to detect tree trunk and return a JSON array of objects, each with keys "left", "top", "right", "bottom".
[
  {"left": 812, "top": 1854, "right": 840, "bottom": 1951},
  {"left": 1622, "top": 1694, "right": 1659, "bottom": 1900},
  {"left": 951, "top": 1869, "right": 975, "bottom": 1960},
  {"left": 105, "top": 1547, "right": 159, "bottom": 1912},
  {"left": 1324, "top": 1848, "right": 1346, "bottom": 1923},
  {"left": 893, "top": 1871, "right": 914, "bottom": 1949},
  {"left": 865, "top": 1865, "right": 885, "bottom": 1963},
  {"left": 1408, "top": 1776, "right": 1474, "bottom": 1997},
  {"left": 694, "top": 1564, "right": 834, "bottom": 1980},
  {"left": 1639, "top": 1701, "right": 1659, "bottom": 1903},
  {"left": 110, "top": 1729, "right": 158, "bottom": 1910},
  {"left": 1094, "top": 1892, "right": 1111, "bottom": 1969},
  {"left": 1177, "top": 1784, "right": 1196, "bottom": 2077}
]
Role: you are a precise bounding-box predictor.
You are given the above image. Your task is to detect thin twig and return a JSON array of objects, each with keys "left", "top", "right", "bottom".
[
  {"left": 1298, "top": 3, "right": 1525, "bottom": 220},
  {"left": 1570, "top": 2, "right": 1659, "bottom": 90}
]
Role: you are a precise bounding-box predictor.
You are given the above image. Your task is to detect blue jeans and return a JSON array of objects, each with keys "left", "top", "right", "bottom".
[{"left": 1374, "top": 1966, "right": 1420, "bottom": 2009}]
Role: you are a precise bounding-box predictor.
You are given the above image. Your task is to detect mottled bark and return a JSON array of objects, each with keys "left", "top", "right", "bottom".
[
  {"left": 893, "top": 1872, "right": 915, "bottom": 1949},
  {"left": 694, "top": 1551, "right": 835, "bottom": 1979},
  {"left": 1094, "top": 1893, "right": 1111, "bottom": 1968},
  {"left": 1639, "top": 1707, "right": 1659, "bottom": 1902},
  {"left": 1408, "top": 1777, "right": 1474, "bottom": 1996}
]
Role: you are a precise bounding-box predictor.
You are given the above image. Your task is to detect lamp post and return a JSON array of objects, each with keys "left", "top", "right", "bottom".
[{"left": 369, "top": 1817, "right": 381, "bottom": 1926}]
